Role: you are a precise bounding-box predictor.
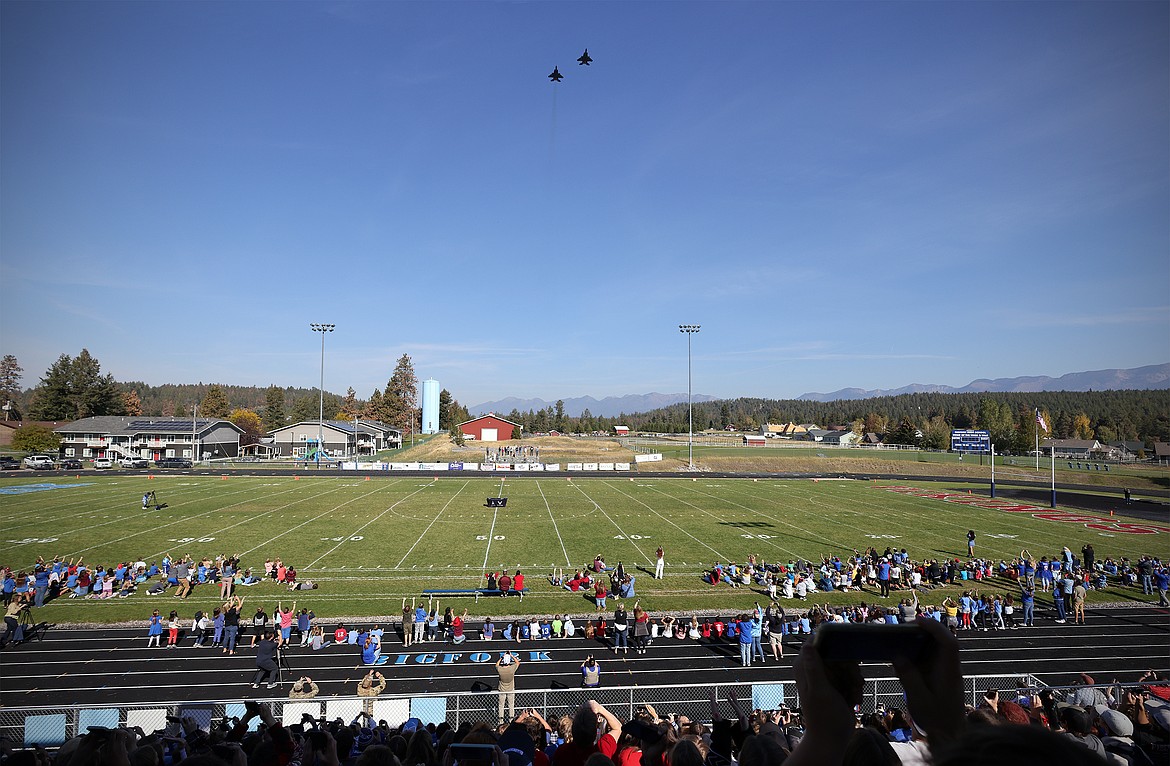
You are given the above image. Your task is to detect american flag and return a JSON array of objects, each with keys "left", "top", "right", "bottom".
[{"left": 1035, "top": 410, "right": 1048, "bottom": 433}]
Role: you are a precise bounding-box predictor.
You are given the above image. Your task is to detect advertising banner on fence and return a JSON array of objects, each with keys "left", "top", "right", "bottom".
[
  {"left": 599, "top": 463, "right": 614, "bottom": 471},
  {"left": 420, "top": 462, "right": 449, "bottom": 471},
  {"left": 616, "top": 463, "right": 631, "bottom": 471},
  {"left": 513, "top": 463, "right": 530, "bottom": 472},
  {"left": 634, "top": 453, "right": 663, "bottom": 463},
  {"left": 390, "top": 462, "right": 421, "bottom": 471},
  {"left": 567, "top": 463, "right": 583, "bottom": 471}
]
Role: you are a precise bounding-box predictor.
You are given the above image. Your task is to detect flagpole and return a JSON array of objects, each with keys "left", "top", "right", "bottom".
[{"left": 1034, "top": 410, "right": 1039, "bottom": 471}]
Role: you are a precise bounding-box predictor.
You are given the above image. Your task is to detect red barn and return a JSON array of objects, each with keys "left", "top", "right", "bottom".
[{"left": 458, "top": 415, "right": 522, "bottom": 442}]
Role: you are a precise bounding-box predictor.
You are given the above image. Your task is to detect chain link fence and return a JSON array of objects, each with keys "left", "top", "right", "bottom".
[{"left": 5, "top": 673, "right": 1163, "bottom": 748}]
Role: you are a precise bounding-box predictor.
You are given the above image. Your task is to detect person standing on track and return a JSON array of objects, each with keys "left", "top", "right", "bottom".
[
  {"left": 496, "top": 651, "right": 520, "bottom": 723},
  {"left": 146, "top": 609, "right": 163, "bottom": 647},
  {"left": 654, "top": 546, "right": 665, "bottom": 580},
  {"left": 251, "top": 629, "right": 281, "bottom": 689},
  {"left": 967, "top": 530, "right": 976, "bottom": 557}
]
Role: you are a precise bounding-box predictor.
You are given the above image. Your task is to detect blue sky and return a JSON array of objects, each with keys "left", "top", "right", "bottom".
[{"left": 2, "top": 1, "right": 1167, "bottom": 407}]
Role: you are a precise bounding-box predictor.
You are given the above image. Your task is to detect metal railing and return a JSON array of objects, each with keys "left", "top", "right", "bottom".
[{"left": 8, "top": 672, "right": 1161, "bottom": 748}]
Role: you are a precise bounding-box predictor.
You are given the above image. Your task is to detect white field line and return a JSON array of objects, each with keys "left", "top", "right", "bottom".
[
  {"left": 657, "top": 481, "right": 852, "bottom": 553},
  {"left": 236, "top": 479, "right": 403, "bottom": 559},
  {"left": 480, "top": 506, "right": 499, "bottom": 573},
  {"left": 391, "top": 481, "right": 471, "bottom": 570},
  {"left": 302, "top": 480, "right": 445, "bottom": 570},
  {"left": 0, "top": 482, "right": 211, "bottom": 533},
  {"left": 568, "top": 482, "right": 652, "bottom": 565},
  {"left": 535, "top": 480, "right": 571, "bottom": 567},
  {"left": 6, "top": 482, "right": 290, "bottom": 567},
  {"left": 757, "top": 481, "right": 1083, "bottom": 557},
  {"left": 143, "top": 483, "right": 352, "bottom": 561},
  {"left": 598, "top": 481, "right": 734, "bottom": 563},
  {"left": 850, "top": 484, "right": 1094, "bottom": 554}
]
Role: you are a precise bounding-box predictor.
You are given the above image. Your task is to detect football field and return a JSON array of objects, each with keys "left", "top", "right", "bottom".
[{"left": 2, "top": 473, "right": 1167, "bottom": 623}]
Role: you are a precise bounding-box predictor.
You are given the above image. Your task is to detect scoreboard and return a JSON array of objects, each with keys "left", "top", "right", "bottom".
[{"left": 951, "top": 429, "right": 991, "bottom": 453}]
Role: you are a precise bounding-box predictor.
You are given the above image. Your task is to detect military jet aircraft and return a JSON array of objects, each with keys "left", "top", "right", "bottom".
[
  {"left": 548, "top": 66, "right": 563, "bottom": 82},
  {"left": 577, "top": 49, "right": 592, "bottom": 66}
]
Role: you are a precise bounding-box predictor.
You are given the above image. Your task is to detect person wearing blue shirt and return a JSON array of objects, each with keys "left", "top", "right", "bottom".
[
  {"left": 413, "top": 604, "right": 427, "bottom": 644},
  {"left": 736, "top": 614, "right": 754, "bottom": 667},
  {"left": 878, "top": 559, "right": 891, "bottom": 598},
  {"left": 1020, "top": 586, "right": 1036, "bottom": 627},
  {"left": 362, "top": 636, "right": 387, "bottom": 665},
  {"left": 33, "top": 567, "right": 50, "bottom": 608}
]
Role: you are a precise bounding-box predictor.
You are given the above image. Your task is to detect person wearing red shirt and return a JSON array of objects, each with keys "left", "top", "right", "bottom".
[
  {"left": 513, "top": 570, "right": 525, "bottom": 594},
  {"left": 551, "top": 701, "right": 620, "bottom": 766},
  {"left": 595, "top": 582, "right": 607, "bottom": 612},
  {"left": 499, "top": 572, "right": 513, "bottom": 595},
  {"left": 334, "top": 624, "right": 348, "bottom": 644},
  {"left": 713, "top": 618, "right": 725, "bottom": 638},
  {"left": 452, "top": 609, "right": 467, "bottom": 644}
]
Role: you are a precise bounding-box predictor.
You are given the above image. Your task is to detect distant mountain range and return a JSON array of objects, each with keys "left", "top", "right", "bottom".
[
  {"left": 471, "top": 364, "right": 1170, "bottom": 416},
  {"left": 471, "top": 392, "right": 718, "bottom": 419},
  {"left": 795, "top": 363, "right": 1170, "bottom": 402}
]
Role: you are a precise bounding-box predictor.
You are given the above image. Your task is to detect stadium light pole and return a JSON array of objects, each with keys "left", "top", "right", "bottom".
[
  {"left": 310, "top": 323, "right": 335, "bottom": 469},
  {"left": 679, "top": 325, "right": 700, "bottom": 470}
]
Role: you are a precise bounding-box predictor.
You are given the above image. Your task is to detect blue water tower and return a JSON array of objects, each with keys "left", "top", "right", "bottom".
[{"left": 421, "top": 378, "right": 440, "bottom": 434}]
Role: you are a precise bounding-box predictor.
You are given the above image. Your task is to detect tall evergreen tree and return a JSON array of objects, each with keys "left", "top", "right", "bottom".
[
  {"left": 201, "top": 384, "right": 231, "bottom": 418},
  {"left": 438, "top": 388, "right": 453, "bottom": 430},
  {"left": 0, "top": 354, "right": 23, "bottom": 420},
  {"left": 338, "top": 387, "right": 359, "bottom": 419},
  {"left": 29, "top": 350, "right": 124, "bottom": 420},
  {"left": 262, "top": 385, "right": 286, "bottom": 432},
  {"left": 382, "top": 354, "right": 418, "bottom": 436}
]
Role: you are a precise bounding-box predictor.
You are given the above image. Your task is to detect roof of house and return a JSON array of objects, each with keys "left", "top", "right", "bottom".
[
  {"left": 269, "top": 419, "right": 399, "bottom": 436},
  {"left": 1154, "top": 442, "right": 1170, "bottom": 457},
  {"left": 56, "top": 416, "right": 244, "bottom": 436}
]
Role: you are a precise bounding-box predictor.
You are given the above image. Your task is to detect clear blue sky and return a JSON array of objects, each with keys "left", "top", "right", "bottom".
[{"left": 3, "top": 1, "right": 1167, "bottom": 407}]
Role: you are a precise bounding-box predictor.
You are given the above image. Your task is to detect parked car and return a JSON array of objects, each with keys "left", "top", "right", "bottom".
[
  {"left": 22, "top": 455, "right": 56, "bottom": 469},
  {"left": 155, "top": 457, "right": 193, "bottom": 469},
  {"left": 0, "top": 456, "right": 21, "bottom": 470},
  {"left": 120, "top": 457, "right": 148, "bottom": 469},
  {"left": 92, "top": 457, "right": 114, "bottom": 469},
  {"left": 60, "top": 458, "right": 83, "bottom": 470}
]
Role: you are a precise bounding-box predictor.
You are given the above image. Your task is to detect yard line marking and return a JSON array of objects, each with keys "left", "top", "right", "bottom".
[
  {"left": 8, "top": 481, "right": 301, "bottom": 565},
  {"left": 390, "top": 479, "right": 467, "bottom": 568},
  {"left": 661, "top": 482, "right": 848, "bottom": 553},
  {"left": 309, "top": 479, "right": 442, "bottom": 570},
  {"left": 0, "top": 482, "right": 213, "bottom": 535},
  {"left": 237, "top": 479, "right": 403, "bottom": 559},
  {"left": 535, "top": 480, "right": 571, "bottom": 567},
  {"left": 144, "top": 483, "right": 352, "bottom": 561},
  {"left": 481, "top": 506, "right": 499, "bottom": 573},
  {"left": 598, "top": 481, "right": 734, "bottom": 563},
  {"left": 568, "top": 482, "right": 653, "bottom": 564}
]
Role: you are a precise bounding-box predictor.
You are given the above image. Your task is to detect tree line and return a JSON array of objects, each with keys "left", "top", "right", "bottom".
[
  {"left": 501, "top": 390, "right": 1169, "bottom": 452},
  {"left": 4, "top": 351, "right": 1166, "bottom": 453},
  {"left": 1, "top": 351, "right": 474, "bottom": 447}
]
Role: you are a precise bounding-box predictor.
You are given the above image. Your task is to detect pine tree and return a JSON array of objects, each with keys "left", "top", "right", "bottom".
[
  {"left": 338, "top": 387, "right": 359, "bottom": 419},
  {"left": 263, "top": 385, "right": 286, "bottom": 432},
  {"left": 382, "top": 354, "right": 418, "bottom": 436},
  {"left": 29, "top": 350, "right": 124, "bottom": 420},
  {"left": 122, "top": 390, "right": 144, "bottom": 416},
  {"left": 0, "top": 354, "right": 23, "bottom": 420},
  {"left": 201, "top": 384, "right": 231, "bottom": 418},
  {"left": 438, "top": 389, "right": 453, "bottom": 430}
]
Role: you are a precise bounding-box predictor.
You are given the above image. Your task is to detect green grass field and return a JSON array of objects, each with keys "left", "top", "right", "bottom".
[{"left": 2, "top": 473, "right": 1167, "bottom": 624}]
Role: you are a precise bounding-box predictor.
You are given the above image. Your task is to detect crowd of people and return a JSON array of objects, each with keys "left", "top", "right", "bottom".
[
  {"left": 484, "top": 445, "right": 541, "bottom": 464},
  {"left": 6, "top": 635, "right": 1169, "bottom": 766}
]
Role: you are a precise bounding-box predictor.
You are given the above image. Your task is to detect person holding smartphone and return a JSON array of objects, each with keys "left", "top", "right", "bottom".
[{"left": 497, "top": 652, "right": 521, "bottom": 722}]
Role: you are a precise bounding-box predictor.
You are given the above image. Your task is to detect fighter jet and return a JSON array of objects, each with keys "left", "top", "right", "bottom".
[
  {"left": 548, "top": 66, "right": 563, "bottom": 82},
  {"left": 577, "top": 48, "right": 592, "bottom": 66}
]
